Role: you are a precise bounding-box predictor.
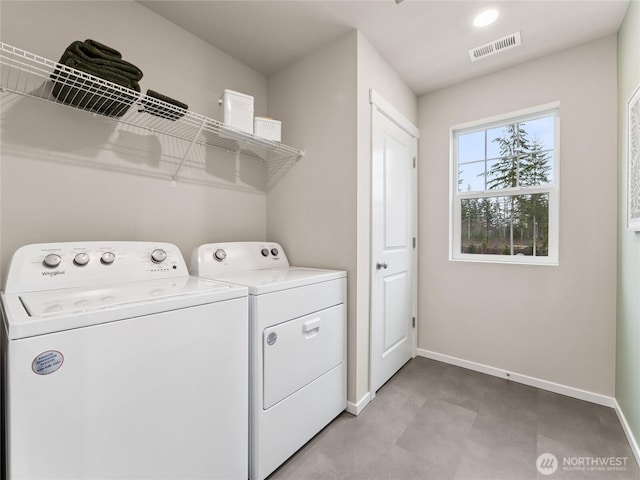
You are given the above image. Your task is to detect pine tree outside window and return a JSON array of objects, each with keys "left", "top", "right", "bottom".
[{"left": 450, "top": 104, "right": 559, "bottom": 265}]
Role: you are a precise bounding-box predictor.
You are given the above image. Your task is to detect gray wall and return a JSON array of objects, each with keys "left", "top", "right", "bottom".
[
  {"left": 617, "top": 0, "right": 640, "bottom": 453},
  {"left": 418, "top": 36, "right": 618, "bottom": 396},
  {"left": 267, "top": 32, "right": 359, "bottom": 401},
  {"left": 0, "top": 0, "right": 269, "bottom": 282},
  {"left": 267, "top": 31, "right": 417, "bottom": 406}
]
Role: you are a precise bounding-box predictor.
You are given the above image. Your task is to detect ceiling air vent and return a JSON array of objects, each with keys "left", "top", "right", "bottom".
[{"left": 469, "top": 32, "right": 521, "bottom": 62}]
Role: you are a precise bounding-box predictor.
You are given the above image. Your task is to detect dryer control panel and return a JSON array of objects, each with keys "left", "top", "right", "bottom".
[
  {"left": 191, "top": 242, "right": 289, "bottom": 276},
  {"left": 4, "top": 241, "right": 188, "bottom": 293}
]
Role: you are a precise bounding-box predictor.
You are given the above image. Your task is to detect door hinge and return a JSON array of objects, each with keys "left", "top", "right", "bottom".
[
  {"left": 412, "top": 237, "right": 416, "bottom": 249},
  {"left": 413, "top": 157, "right": 416, "bottom": 168},
  {"left": 412, "top": 317, "right": 416, "bottom": 328}
]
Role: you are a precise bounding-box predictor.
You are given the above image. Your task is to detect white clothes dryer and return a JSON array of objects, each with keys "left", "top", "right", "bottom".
[
  {"left": 1, "top": 241, "right": 249, "bottom": 480},
  {"left": 190, "top": 242, "right": 347, "bottom": 480}
]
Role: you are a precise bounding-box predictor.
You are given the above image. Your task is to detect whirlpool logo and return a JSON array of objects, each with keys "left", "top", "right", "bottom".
[{"left": 42, "top": 270, "right": 65, "bottom": 277}]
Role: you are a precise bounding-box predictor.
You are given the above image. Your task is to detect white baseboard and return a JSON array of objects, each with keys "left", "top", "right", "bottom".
[
  {"left": 416, "top": 348, "right": 616, "bottom": 407},
  {"left": 346, "top": 391, "right": 371, "bottom": 416},
  {"left": 614, "top": 400, "right": 640, "bottom": 468}
]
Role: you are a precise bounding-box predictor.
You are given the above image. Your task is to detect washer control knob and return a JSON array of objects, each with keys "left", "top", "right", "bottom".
[
  {"left": 101, "top": 252, "right": 116, "bottom": 265},
  {"left": 261, "top": 248, "right": 269, "bottom": 257},
  {"left": 73, "top": 253, "right": 90, "bottom": 266},
  {"left": 270, "top": 248, "right": 279, "bottom": 257},
  {"left": 214, "top": 249, "right": 227, "bottom": 261},
  {"left": 151, "top": 249, "right": 167, "bottom": 264},
  {"left": 43, "top": 254, "right": 62, "bottom": 268}
]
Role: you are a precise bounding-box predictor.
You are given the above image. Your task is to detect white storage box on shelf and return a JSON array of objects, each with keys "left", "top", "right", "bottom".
[
  {"left": 219, "top": 89, "right": 254, "bottom": 134},
  {"left": 254, "top": 117, "right": 281, "bottom": 142}
]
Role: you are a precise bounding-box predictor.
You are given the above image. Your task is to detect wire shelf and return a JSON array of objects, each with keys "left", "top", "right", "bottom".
[{"left": 0, "top": 42, "right": 304, "bottom": 189}]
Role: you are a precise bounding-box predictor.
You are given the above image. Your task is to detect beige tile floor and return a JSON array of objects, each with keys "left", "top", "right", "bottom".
[{"left": 269, "top": 357, "right": 639, "bottom": 480}]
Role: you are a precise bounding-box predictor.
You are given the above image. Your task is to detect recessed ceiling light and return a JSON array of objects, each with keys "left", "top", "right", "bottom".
[{"left": 474, "top": 9, "right": 499, "bottom": 27}]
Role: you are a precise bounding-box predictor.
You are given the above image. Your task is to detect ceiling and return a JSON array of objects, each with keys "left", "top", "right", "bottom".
[{"left": 139, "top": 0, "right": 629, "bottom": 96}]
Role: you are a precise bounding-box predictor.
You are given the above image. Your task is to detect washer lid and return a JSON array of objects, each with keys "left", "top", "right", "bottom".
[
  {"left": 211, "top": 266, "right": 346, "bottom": 295},
  {"left": 2, "top": 277, "right": 247, "bottom": 340}
]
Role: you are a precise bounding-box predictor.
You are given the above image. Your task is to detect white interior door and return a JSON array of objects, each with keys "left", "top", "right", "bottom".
[{"left": 370, "top": 90, "right": 418, "bottom": 396}]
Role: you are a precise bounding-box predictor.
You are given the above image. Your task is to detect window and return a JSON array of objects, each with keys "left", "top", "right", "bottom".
[{"left": 450, "top": 104, "right": 559, "bottom": 264}]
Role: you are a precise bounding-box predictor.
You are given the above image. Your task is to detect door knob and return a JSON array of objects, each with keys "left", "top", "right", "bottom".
[{"left": 376, "top": 261, "right": 388, "bottom": 270}]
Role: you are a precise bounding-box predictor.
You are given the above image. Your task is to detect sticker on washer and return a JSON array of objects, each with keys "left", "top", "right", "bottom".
[
  {"left": 32, "top": 350, "right": 64, "bottom": 375},
  {"left": 266, "top": 332, "right": 277, "bottom": 346}
]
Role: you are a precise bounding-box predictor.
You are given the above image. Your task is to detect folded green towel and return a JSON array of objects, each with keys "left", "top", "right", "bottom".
[
  {"left": 141, "top": 89, "right": 188, "bottom": 121},
  {"left": 51, "top": 77, "right": 138, "bottom": 117},
  {"left": 83, "top": 39, "right": 123, "bottom": 59},
  {"left": 51, "top": 39, "right": 143, "bottom": 117},
  {"left": 59, "top": 40, "right": 143, "bottom": 82},
  {"left": 57, "top": 56, "right": 141, "bottom": 92}
]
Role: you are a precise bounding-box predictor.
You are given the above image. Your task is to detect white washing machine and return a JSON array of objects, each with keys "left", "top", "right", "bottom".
[
  {"left": 1, "top": 241, "right": 249, "bottom": 480},
  {"left": 190, "top": 242, "right": 347, "bottom": 480}
]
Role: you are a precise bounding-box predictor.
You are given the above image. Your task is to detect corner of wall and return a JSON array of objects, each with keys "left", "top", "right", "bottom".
[
  {"left": 616, "top": 0, "right": 640, "bottom": 461},
  {"left": 266, "top": 30, "right": 359, "bottom": 404}
]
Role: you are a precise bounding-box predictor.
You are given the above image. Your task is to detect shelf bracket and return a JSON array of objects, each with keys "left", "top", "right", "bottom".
[{"left": 171, "top": 118, "right": 207, "bottom": 185}]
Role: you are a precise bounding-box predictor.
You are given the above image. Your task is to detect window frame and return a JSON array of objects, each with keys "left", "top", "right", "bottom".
[{"left": 449, "top": 103, "right": 560, "bottom": 265}]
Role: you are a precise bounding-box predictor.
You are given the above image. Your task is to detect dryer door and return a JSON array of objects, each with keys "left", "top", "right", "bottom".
[{"left": 262, "top": 304, "right": 344, "bottom": 409}]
